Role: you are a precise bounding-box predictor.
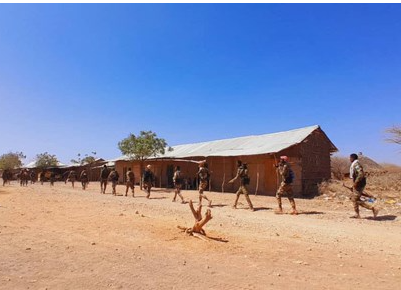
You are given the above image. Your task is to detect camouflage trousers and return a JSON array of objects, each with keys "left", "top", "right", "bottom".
[
  {"left": 100, "top": 179, "right": 108, "bottom": 193},
  {"left": 198, "top": 180, "right": 208, "bottom": 194},
  {"left": 351, "top": 189, "right": 373, "bottom": 214},
  {"left": 143, "top": 181, "right": 152, "bottom": 195},
  {"left": 198, "top": 180, "right": 211, "bottom": 205},
  {"left": 233, "top": 185, "right": 254, "bottom": 210},
  {"left": 173, "top": 183, "right": 184, "bottom": 202},
  {"left": 111, "top": 180, "right": 118, "bottom": 195},
  {"left": 276, "top": 182, "right": 294, "bottom": 198},
  {"left": 276, "top": 181, "right": 296, "bottom": 209}
]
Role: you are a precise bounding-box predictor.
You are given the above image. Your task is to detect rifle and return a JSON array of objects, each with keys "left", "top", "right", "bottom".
[{"left": 342, "top": 183, "right": 375, "bottom": 199}]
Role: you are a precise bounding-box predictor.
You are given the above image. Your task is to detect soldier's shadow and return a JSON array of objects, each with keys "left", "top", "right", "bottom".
[
  {"left": 253, "top": 207, "right": 271, "bottom": 212},
  {"left": 211, "top": 204, "right": 228, "bottom": 208},
  {"left": 365, "top": 215, "right": 397, "bottom": 221},
  {"left": 297, "top": 211, "right": 325, "bottom": 215}
]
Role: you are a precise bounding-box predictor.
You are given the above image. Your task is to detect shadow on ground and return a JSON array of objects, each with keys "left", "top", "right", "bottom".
[{"left": 365, "top": 215, "right": 397, "bottom": 221}]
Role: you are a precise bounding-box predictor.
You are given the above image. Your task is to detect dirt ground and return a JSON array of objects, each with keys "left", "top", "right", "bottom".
[{"left": 0, "top": 182, "right": 400, "bottom": 290}]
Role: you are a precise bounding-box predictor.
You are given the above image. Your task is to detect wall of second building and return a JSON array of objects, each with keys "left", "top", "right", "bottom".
[{"left": 300, "top": 129, "right": 333, "bottom": 195}]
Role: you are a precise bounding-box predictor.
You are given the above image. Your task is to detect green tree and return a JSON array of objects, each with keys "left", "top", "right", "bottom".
[
  {"left": 35, "top": 152, "right": 59, "bottom": 169},
  {"left": 118, "top": 131, "right": 170, "bottom": 188},
  {"left": 70, "top": 152, "right": 97, "bottom": 165},
  {"left": 0, "top": 152, "right": 26, "bottom": 170}
]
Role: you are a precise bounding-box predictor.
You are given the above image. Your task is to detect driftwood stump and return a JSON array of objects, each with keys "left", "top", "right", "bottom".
[{"left": 178, "top": 200, "right": 213, "bottom": 241}]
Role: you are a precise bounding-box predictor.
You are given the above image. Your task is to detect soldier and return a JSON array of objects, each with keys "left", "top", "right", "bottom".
[
  {"left": 228, "top": 161, "right": 254, "bottom": 211},
  {"left": 197, "top": 161, "right": 212, "bottom": 208},
  {"left": 142, "top": 165, "right": 155, "bottom": 198},
  {"left": 100, "top": 165, "right": 109, "bottom": 194},
  {"left": 30, "top": 170, "right": 36, "bottom": 184},
  {"left": 125, "top": 167, "right": 135, "bottom": 197},
  {"left": 67, "top": 170, "right": 77, "bottom": 188},
  {"left": 19, "top": 169, "right": 29, "bottom": 187},
  {"left": 2, "top": 169, "right": 9, "bottom": 186},
  {"left": 275, "top": 156, "right": 297, "bottom": 215},
  {"left": 172, "top": 166, "right": 185, "bottom": 203},
  {"left": 63, "top": 171, "right": 70, "bottom": 184},
  {"left": 80, "top": 169, "right": 89, "bottom": 190},
  {"left": 49, "top": 171, "right": 55, "bottom": 186},
  {"left": 39, "top": 170, "right": 46, "bottom": 185},
  {"left": 108, "top": 168, "right": 119, "bottom": 196},
  {"left": 349, "top": 153, "right": 379, "bottom": 219}
]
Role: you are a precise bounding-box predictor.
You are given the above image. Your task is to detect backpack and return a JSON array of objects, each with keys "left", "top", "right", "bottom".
[
  {"left": 174, "top": 171, "right": 183, "bottom": 184},
  {"left": 101, "top": 168, "right": 109, "bottom": 179},
  {"left": 285, "top": 169, "right": 295, "bottom": 184},
  {"left": 239, "top": 167, "right": 250, "bottom": 185},
  {"left": 143, "top": 170, "right": 152, "bottom": 181}
]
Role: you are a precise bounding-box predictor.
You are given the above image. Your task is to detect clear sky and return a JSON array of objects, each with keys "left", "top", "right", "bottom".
[{"left": 0, "top": 4, "right": 400, "bottom": 165}]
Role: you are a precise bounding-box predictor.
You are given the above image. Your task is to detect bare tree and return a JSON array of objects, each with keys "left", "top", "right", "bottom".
[{"left": 385, "top": 125, "right": 401, "bottom": 146}]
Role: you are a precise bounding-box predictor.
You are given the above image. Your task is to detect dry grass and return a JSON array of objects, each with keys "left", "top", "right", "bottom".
[{"left": 318, "top": 172, "right": 401, "bottom": 211}]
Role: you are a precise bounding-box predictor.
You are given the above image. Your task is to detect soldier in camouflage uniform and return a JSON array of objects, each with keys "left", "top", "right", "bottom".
[
  {"left": 228, "top": 161, "right": 254, "bottom": 211},
  {"left": 80, "top": 169, "right": 89, "bottom": 190},
  {"left": 349, "top": 153, "right": 379, "bottom": 219},
  {"left": 275, "top": 156, "right": 297, "bottom": 215},
  {"left": 67, "top": 170, "right": 77, "bottom": 188},
  {"left": 100, "top": 165, "right": 110, "bottom": 194},
  {"left": 142, "top": 165, "right": 155, "bottom": 199},
  {"left": 108, "top": 168, "right": 119, "bottom": 196},
  {"left": 197, "top": 161, "right": 212, "bottom": 208},
  {"left": 125, "top": 168, "right": 135, "bottom": 197},
  {"left": 172, "top": 166, "right": 185, "bottom": 203}
]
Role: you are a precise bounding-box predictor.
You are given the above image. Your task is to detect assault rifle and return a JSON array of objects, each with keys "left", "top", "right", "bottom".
[{"left": 342, "top": 183, "right": 375, "bottom": 199}]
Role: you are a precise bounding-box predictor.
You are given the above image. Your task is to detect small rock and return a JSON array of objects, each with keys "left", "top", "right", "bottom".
[
  {"left": 91, "top": 242, "right": 96, "bottom": 246},
  {"left": 294, "top": 260, "right": 303, "bottom": 264},
  {"left": 135, "top": 211, "right": 139, "bottom": 214},
  {"left": 307, "top": 248, "right": 312, "bottom": 251},
  {"left": 276, "top": 273, "right": 281, "bottom": 277},
  {"left": 119, "top": 213, "right": 124, "bottom": 216},
  {"left": 275, "top": 233, "right": 280, "bottom": 236},
  {"left": 359, "top": 264, "right": 363, "bottom": 268},
  {"left": 25, "top": 247, "right": 31, "bottom": 251},
  {"left": 140, "top": 214, "right": 145, "bottom": 217}
]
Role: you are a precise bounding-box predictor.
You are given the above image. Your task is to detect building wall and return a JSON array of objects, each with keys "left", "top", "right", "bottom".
[
  {"left": 300, "top": 129, "right": 333, "bottom": 195},
  {"left": 113, "top": 132, "right": 333, "bottom": 197}
]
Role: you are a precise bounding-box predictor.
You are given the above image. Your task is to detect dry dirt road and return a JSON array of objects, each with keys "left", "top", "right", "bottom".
[{"left": 0, "top": 182, "right": 400, "bottom": 290}]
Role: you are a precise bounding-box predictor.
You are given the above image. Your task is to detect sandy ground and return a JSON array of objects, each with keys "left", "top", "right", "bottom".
[{"left": 0, "top": 182, "right": 400, "bottom": 290}]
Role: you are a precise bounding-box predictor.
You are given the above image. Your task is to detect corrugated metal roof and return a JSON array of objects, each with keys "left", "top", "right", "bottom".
[
  {"left": 114, "top": 125, "right": 337, "bottom": 160},
  {"left": 24, "top": 161, "right": 67, "bottom": 169}
]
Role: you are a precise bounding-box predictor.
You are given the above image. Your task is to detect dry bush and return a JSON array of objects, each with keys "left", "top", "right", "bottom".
[
  {"left": 380, "top": 163, "right": 401, "bottom": 173},
  {"left": 331, "top": 156, "right": 349, "bottom": 180},
  {"left": 319, "top": 172, "right": 401, "bottom": 200}
]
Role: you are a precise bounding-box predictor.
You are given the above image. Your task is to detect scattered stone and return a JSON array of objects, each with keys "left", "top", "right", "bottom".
[
  {"left": 276, "top": 273, "right": 281, "bottom": 277},
  {"left": 91, "top": 242, "right": 96, "bottom": 246},
  {"left": 135, "top": 211, "right": 139, "bottom": 214},
  {"left": 359, "top": 264, "right": 363, "bottom": 268},
  {"left": 275, "top": 233, "right": 280, "bottom": 236},
  {"left": 25, "top": 247, "right": 31, "bottom": 251}
]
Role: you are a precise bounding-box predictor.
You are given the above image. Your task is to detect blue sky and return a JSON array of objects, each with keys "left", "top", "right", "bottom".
[{"left": 0, "top": 4, "right": 400, "bottom": 165}]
